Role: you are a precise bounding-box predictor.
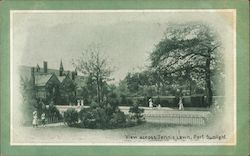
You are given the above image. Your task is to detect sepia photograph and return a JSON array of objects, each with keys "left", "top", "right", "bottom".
[{"left": 10, "top": 10, "right": 236, "bottom": 145}]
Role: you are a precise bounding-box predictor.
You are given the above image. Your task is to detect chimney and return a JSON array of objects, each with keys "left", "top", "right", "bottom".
[
  {"left": 43, "top": 61, "right": 47, "bottom": 73},
  {"left": 31, "top": 67, "right": 35, "bottom": 86}
]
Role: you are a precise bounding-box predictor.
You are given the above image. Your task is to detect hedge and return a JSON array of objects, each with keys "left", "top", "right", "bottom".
[{"left": 119, "top": 95, "right": 220, "bottom": 107}]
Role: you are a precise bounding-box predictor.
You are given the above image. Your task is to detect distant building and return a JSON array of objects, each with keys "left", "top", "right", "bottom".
[
  {"left": 33, "top": 71, "right": 60, "bottom": 100},
  {"left": 19, "top": 60, "right": 85, "bottom": 105}
]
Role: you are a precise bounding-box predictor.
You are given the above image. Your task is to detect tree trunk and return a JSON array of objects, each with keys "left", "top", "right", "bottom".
[
  {"left": 96, "top": 77, "right": 101, "bottom": 104},
  {"left": 100, "top": 78, "right": 104, "bottom": 103},
  {"left": 205, "top": 57, "right": 213, "bottom": 106}
]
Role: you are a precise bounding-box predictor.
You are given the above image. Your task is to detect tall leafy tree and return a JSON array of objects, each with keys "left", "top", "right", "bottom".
[
  {"left": 150, "top": 23, "right": 223, "bottom": 105},
  {"left": 125, "top": 72, "right": 140, "bottom": 94}
]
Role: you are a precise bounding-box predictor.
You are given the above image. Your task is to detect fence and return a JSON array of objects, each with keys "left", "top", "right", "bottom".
[
  {"left": 144, "top": 113, "right": 208, "bottom": 125},
  {"left": 45, "top": 117, "right": 63, "bottom": 124},
  {"left": 120, "top": 106, "right": 210, "bottom": 126}
]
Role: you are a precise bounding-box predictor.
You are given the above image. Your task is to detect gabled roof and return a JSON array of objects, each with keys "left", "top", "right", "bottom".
[
  {"left": 19, "top": 65, "right": 85, "bottom": 87},
  {"left": 19, "top": 65, "right": 68, "bottom": 79},
  {"left": 35, "top": 74, "right": 54, "bottom": 86},
  {"left": 58, "top": 76, "right": 66, "bottom": 83}
]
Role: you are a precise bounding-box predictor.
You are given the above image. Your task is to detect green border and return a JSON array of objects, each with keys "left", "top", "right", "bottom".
[{"left": 0, "top": 0, "right": 249, "bottom": 156}]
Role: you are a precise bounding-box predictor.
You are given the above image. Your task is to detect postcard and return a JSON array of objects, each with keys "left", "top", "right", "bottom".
[{"left": 1, "top": 1, "right": 249, "bottom": 156}]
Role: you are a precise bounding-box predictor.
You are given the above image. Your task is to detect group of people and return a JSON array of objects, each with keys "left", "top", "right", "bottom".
[
  {"left": 148, "top": 96, "right": 184, "bottom": 111},
  {"left": 32, "top": 111, "right": 46, "bottom": 128}
]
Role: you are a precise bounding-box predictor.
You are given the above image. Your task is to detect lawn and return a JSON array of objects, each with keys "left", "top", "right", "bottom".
[
  {"left": 12, "top": 112, "right": 229, "bottom": 145},
  {"left": 12, "top": 122, "right": 207, "bottom": 145}
]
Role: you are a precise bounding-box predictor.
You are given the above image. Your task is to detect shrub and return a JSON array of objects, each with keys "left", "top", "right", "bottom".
[
  {"left": 152, "top": 96, "right": 178, "bottom": 107},
  {"left": 107, "top": 92, "right": 119, "bottom": 108},
  {"left": 110, "top": 110, "right": 126, "bottom": 128},
  {"left": 79, "top": 108, "right": 95, "bottom": 128},
  {"left": 90, "top": 100, "right": 100, "bottom": 108},
  {"left": 79, "top": 107, "right": 107, "bottom": 129},
  {"left": 79, "top": 105, "right": 127, "bottom": 129},
  {"left": 68, "top": 93, "right": 145, "bottom": 129},
  {"left": 135, "top": 97, "right": 148, "bottom": 107},
  {"left": 45, "top": 104, "right": 63, "bottom": 123},
  {"left": 79, "top": 95, "right": 128, "bottom": 129},
  {"left": 129, "top": 102, "right": 145, "bottom": 124},
  {"left": 124, "top": 96, "right": 208, "bottom": 107},
  {"left": 118, "top": 96, "right": 134, "bottom": 106},
  {"left": 126, "top": 115, "right": 137, "bottom": 127},
  {"left": 64, "top": 108, "right": 78, "bottom": 126},
  {"left": 126, "top": 98, "right": 134, "bottom": 106},
  {"left": 190, "top": 95, "right": 205, "bottom": 107}
]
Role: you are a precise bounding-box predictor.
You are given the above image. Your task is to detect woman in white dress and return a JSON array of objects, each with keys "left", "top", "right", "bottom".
[
  {"left": 178, "top": 97, "right": 184, "bottom": 111},
  {"left": 149, "top": 98, "right": 153, "bottom": 108},
  {"left": 32, "top": 111, "right": 38, "bottom": 127}
]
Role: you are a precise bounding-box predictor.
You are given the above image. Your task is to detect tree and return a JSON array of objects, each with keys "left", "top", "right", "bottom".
[
  {"left": 64, "top": 108, "right": 78, "bottom": 126},
  {"left": 59, "top": 79, "right": 77, "bottom": 104},
  {"left": 20, "top": 77, "right": 37, "bottom": 123},
  {"left": 124, "top": 70, "right": 156, "bottom": 96},
  {"left": 150, "top": 23, "right": 223, "bottom": 105},
  {"left": 125, "top": 72, "right": 140, "bottom": 94},
  {"left": 129, "top": 103, "right": 145, "bottom": 124},
  {"left": 73, "top": 43, "right": 114, "bottom": 104}
]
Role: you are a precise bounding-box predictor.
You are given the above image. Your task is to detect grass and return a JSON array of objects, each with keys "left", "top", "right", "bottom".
[
  {"left": 12, "top": 109, "right": 231, "bottom": 145},
  {"left": 12, "top": 120, "right": 218, "bottom": 145}
]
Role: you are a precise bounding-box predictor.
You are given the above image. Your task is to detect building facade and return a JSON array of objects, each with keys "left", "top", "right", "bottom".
[{"left": 20, "top": 60, "right": 85, "bottom": 105}]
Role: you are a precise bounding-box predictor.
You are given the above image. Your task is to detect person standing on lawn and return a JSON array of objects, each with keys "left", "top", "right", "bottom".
[
  {"left": 149, "top": 98, "right": 153, "bottom": 108},
  {"left": 32, "top": 111, "right": 38, "bottom": 128},
  {"left": 178, "top": 96, "right": 184, "bottom": 111},
  {"left": 41, "top": 112, "right": 46, "bottom": 127}
]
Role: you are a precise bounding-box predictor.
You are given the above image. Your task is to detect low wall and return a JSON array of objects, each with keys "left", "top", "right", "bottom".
[{"left": 56, "top": 105, "right": 85, "bottom": 113}]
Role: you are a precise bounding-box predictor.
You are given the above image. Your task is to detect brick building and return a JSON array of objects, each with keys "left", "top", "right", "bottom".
[{"left": 19, "top": 60, "right": 85, "bottom": 105}]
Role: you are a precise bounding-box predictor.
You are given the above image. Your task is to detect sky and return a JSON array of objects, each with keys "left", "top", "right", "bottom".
[{"left": 12, "top": 10, "right": 235, "bottom": 83}]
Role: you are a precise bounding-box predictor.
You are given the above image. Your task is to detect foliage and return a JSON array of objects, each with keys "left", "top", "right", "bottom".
[
  {"left": 20, "top": 77, "right": 37, "bottom": 124},
  {"left": 125, "top": 73, "right": 140, "bottom": 94},
  {"left": 129, "top": 103, "right": 145, "bottom": 124},
  {"left": 106, "top": 92, "right": 119, "bottom": 108},
  {"left": 59, "top": 78, "right": 77, "bottom": 104},
  {"left": 73, "top": 43, "right": 114, "bottom": 104},
  {"left": 78, "top": 92, "right": 127, "bottom": 129},
  {"left": 78, "top": 75, "right": 98, "bottom": 105},
  {"left": 149, "top": 23, "right": 224, "bottom": 105},
  {"left": 45, "top": 80, "right": 60, "bottom": 105},
  {"left": 78, "top": 106, "right": 127, "bottom": 129},
  {"left": 45, "top": 104, "right": 63, "bottom": 122},
  {"left": 79, "top": 107, "right": 100, "bottom": 128},
  {"left": 110, "top": 110, "right": 126, "bottom": 128},
  {"left": 64, "top": 108, "right": 78, "bottom": 126},
  {"left": 125, "top": 71, "right": 156, "bottom": 96}
]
